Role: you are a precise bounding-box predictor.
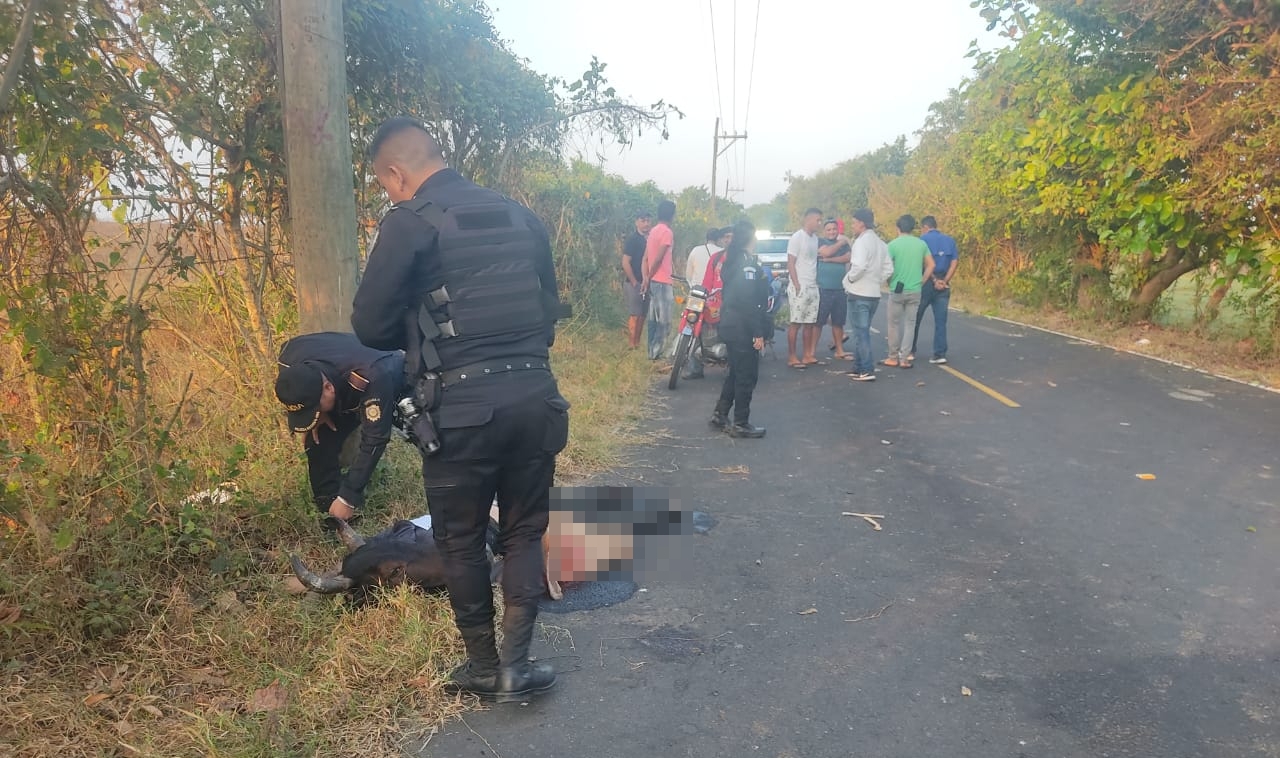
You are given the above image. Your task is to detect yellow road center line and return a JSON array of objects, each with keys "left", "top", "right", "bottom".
[{"left": 937, "top": 365, "right": 1021, "bottom": 408}]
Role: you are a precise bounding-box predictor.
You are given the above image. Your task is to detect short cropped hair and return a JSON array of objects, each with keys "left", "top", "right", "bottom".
[{"left": 367, "top": 116, "right": 444, "bottom": 164}]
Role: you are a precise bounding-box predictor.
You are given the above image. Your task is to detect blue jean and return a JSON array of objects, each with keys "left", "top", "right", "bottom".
[
  {"left": 646, "top": 281, "right": 674, "bottom": 359},
  {"left": 846, "top": 295, "right": 880, "bottom": 374},
  {"left": 912, "top": 283, "right": 950, "bottom": 358}
]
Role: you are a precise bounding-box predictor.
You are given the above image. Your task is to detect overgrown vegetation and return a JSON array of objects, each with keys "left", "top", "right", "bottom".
[
  {"left": 751, "top": 0, "right": 1279, "bottom": 366},
  {"left": 2, "top": 325, "right": 654, "bottom": 756},
  {"left": 0, "top": 1, "right": 695, "bottom": 754},
  {"left": 10, "top": 0, "right": 1276, "bottom": 751}
]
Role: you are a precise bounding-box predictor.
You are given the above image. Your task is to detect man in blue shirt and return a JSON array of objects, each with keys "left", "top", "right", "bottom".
[{"left": 912, "top": 216, "right": 959, "bottom": 364}]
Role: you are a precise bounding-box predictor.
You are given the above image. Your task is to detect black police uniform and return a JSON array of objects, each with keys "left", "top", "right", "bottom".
[
  {"left": 276, "top": 332, "right": 404, "bottom": 517},
  {"left": 350, "top": 167, "right": 568, "bottom": 700},
  {"left": 712, "top": 250, "right": 771, "bottom": 435}
]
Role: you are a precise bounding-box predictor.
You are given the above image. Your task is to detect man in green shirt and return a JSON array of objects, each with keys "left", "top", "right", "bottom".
[{"left": 884, "top": 215, "right": 935, "bottom": 368}]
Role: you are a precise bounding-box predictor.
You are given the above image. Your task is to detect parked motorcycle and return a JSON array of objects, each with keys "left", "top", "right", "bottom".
[{"left": 668, "top": 283, "right": 727, "bottom": 390}]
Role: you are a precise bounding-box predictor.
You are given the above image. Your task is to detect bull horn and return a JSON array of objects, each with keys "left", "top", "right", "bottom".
[
  {"left": 289, "top": 554, "right": 354, "bottom": 594},
  {"left": 334, "top": 518, "right": 366, "bottom": 551}
]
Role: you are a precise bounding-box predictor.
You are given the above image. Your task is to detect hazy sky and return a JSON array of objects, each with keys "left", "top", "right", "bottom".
[{"left": 488, "top": 0, "right": 1005, "bottom": 206}]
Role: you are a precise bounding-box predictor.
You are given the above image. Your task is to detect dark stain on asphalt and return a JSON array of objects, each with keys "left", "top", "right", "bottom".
[{"left": 539, "top": 581, "right": 638, "bottom": 614}]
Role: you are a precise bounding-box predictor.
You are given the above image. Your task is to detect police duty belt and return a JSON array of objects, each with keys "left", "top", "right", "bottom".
[{"left": 439, "top": 357, "right": 550, "bottom": 387}]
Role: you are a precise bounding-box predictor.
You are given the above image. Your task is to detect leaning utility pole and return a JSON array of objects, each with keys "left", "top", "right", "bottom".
[
  {"left": 277, "top": 0, "right": 360, "bottom": 333},
  {"left": 709, "top": 116, "right": 748, "bottom": 218}
]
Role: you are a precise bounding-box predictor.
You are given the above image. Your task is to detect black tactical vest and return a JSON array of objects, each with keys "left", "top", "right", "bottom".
[{"left": 399, "top": 195, "right": 551, "bottom": 374}]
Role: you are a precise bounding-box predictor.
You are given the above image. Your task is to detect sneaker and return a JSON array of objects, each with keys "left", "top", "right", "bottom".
[
  {"left": 709, "top": 413, "right": 729, "bottom": 431},
  {"left": 727, "top": 423, "right": 766, "bottom": 439},
  {"left": 929, "top": 356, "right": 948, "bottom": 364},
  {"left": 849, "top": 372, "right": 876, "bottom": 382}
]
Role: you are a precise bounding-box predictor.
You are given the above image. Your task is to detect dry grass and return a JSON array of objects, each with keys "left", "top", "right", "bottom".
[
  {"left": 953, "top": 290, "right": 1280, "bottom": 390},
  {"left": 0, "top": 315, "right": 656, "bottom": 757},
  {"left": 548, "top": 320, "right": 657, "bottom": 480}
]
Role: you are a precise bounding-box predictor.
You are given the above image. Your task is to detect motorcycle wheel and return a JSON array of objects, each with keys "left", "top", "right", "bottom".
[{"left": 668, "top": 332, "right": 693, "bottom": 390}]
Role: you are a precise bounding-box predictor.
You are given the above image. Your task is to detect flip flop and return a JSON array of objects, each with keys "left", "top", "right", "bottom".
[
  {"left": 789, "top": 362, "right": 807, "bottom": 369},
  {"left": 803, "top": 359, "right": 827, "bottom": 366},
  {"left": 880, "top": 359, "right": 900, "bottom": 368},
  {"left": 836, "top": 354, "right": 855, "bottom": 361}
]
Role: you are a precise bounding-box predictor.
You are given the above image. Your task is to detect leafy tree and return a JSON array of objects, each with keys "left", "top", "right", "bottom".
[
  {"left": 952, "top": 0, "right": 1280, "bottom": 318},
  {"left": 746, "top": 195, "right": 790, "bottom": 236},
  {"left": 784, "top": 137, "right": 909, "bottom": 226}
]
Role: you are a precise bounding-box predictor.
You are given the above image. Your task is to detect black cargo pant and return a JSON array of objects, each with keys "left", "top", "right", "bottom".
[
  {"left": 304, "top": 412, "right": 363, "bottom": 513},
  {"left": 423, "top": 369, "right": 570, "bottom": 629},
  {"left": 713, "top": 337, "right": 760, "bottom": 426}
]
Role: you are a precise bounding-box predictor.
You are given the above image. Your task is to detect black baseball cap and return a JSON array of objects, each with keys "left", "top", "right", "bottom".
[{"left": 275, "top": 363, "right": 325, "bottom": 433}]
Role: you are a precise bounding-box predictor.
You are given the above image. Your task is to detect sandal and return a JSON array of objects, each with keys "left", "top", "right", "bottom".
[
  {"left": 880, "top": 358, "right": 900, "bottom": 368},
  {"left": 901, "top": 361, "right": 914, "bottom": 369}
]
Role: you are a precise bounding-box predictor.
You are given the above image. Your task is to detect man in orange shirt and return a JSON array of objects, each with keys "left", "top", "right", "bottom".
[{"left": 641, "top": 200, "right": 677, "bottom": 360}]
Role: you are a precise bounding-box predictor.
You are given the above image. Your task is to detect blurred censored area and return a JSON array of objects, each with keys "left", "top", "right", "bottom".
[{"left": 546, "top": 486, "right": 694, "bottom": 584}]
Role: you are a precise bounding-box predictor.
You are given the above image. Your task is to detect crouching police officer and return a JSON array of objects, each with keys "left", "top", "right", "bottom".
[
  {"left": 274, "top": 332, "right": 404, "bottom": 527},
  {"left": 350, "top": 117, "right": 569, "bottom": 703},
  {"left": 710, "top": 219, "right": 771, "bottom": 438}
]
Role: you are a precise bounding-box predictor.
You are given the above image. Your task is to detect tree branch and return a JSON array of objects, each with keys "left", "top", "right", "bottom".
[
  {"left": 495, "top": 102, "right": 671, "bottom": 183},
  {"left": 0, "top": 0, "right": 45, "bottom": 118}
]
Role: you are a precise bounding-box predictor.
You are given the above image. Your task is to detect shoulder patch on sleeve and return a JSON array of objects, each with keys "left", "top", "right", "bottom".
[
  {"left": 364, "top": 399, "right": 382, "bottom": 423},
  {"left": 348, "top": 371, "right": 370, "bottom": 392},
  {"left": 744, "top": 269, "right": 756, "bottom": 280}
]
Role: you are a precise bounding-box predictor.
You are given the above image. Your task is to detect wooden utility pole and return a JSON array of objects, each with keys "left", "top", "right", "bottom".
[
  {"left": 709, "top": 117, "right": 748, "bottom": 218},
  {"left": 277, "top": 0, "right": 360, "bottom": 333}
]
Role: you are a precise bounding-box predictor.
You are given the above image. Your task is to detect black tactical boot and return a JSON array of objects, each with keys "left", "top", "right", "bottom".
[
  {"left": 727, "top": 422, "right": 766, "bottom": 439},
  {"left": 709, "top": 412, "right": 729, "bottom": 431},
  {"left": 494, "top": 604, "right": 556, "bottom": 703},
  {"left": 446, "top": 625, "right": 501, "bottom": 698}
]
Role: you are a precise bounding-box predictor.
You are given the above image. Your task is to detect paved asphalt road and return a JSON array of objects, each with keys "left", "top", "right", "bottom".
[{"left": 420, "top": 305, "right": 1280, "bottom": 758}]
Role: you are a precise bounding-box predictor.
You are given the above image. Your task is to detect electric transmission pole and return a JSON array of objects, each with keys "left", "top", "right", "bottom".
[
  {"left": 709, "top": 117, "right": 747, "bottom": 218},
  {"left": 277, "top": 0, "right": 360, "bottom": 333}
]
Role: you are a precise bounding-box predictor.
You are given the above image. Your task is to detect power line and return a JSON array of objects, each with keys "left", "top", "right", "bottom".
[
  {"left": 741, "top": 0, "right": 762, "bottom": 200},
  {"left": 744, "top": 0, "right": 762, "bottom": 131},
  {"left": 732, "top": 0, "right": 738, "bottom": 130},
  {"left": 708, "top": 0, "right": 725, "bottom": 124}
]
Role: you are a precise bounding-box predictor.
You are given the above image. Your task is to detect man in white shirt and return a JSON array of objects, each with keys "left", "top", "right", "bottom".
[
  {"left": 680, "top": 227, "right": 730, "bottom": 378},
  {"left": 685, "top": 227, "right": 725, "bottom": 287},
  {"left": 842, "top": 208, "right": 894, "bottom": 381},
  {"left": 786, "top": 208, "right": 823, "bottom": 367}
]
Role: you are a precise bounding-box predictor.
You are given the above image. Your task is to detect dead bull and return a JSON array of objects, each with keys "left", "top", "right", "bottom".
[{"left": 289, "top": 517, "right": 472, "bottom": 597}]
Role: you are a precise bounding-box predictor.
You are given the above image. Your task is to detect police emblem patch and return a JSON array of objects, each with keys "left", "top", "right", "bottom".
[
  {"left": 284, "top": 402, "right": 305, "bottom": 412},
  {"left": 364, "top": 402, "right": 381, "bottom": 423}
]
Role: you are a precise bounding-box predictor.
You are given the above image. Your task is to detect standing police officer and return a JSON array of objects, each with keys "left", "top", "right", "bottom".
[
  {"left": 350, "top": 117, "right": 569, "bottom": 703},
  {"left": 709, "top": 219, "right": 771, "bottom": 438},
  {"left": 274, "top": 332, "right": 404, "bottom": 526}
]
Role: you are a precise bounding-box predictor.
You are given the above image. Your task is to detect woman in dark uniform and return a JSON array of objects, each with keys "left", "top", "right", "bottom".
[{"left": 710, "top": 219, "right": 771, "bottom": 438}]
